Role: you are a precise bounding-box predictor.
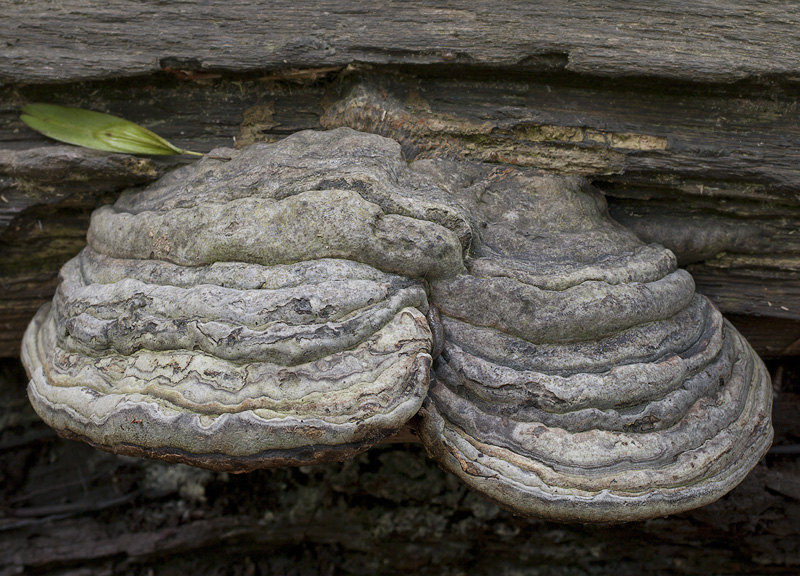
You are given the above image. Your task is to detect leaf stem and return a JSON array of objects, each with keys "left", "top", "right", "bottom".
[{"left": 181, "top": 149, "right": 231, "bottom": 162}]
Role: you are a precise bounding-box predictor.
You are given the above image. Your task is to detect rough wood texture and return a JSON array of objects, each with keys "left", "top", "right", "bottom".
[
  {"left": 0, "top": 147, "right": 162, "bottom": 357},
  {"left": 3, "top": 1, "right": 800, "bottom": 83}
]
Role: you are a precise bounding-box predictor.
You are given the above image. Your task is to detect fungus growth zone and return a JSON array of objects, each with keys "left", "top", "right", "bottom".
[{"left": 22, "top": 129, "right": 772, "bottom": 522}]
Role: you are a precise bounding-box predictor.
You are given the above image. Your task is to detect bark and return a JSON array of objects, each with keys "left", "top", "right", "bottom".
[{"left": 3, "top": 1, "right": 800, "bottom": 83}]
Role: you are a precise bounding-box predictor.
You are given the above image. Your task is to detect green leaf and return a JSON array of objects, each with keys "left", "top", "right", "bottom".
[{"left": 20, "top": 103, "right": 204, "bottom": 156}]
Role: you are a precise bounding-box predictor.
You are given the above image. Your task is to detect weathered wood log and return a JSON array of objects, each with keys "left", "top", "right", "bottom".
[
  {"left": 0, "top": 147, "right": 161, "bottom": 357},
  {"left": 1, "top": 2, "right": 799, "bottom": 572},
  {"left": 3, "top": 1, "right": 800, "bottom": 83}
]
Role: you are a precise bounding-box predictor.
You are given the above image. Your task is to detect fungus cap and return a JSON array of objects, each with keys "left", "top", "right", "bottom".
[{"left": 415, "top": 164, "right": 773, "bottom": 522}]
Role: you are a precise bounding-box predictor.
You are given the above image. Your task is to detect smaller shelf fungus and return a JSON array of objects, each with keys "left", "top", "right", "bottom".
[
  {"left": 22, "top": 128, "right": 772, "bottom": 521},
  {"left": 415, "top": 164, "right": 773, "bottom": 522}
]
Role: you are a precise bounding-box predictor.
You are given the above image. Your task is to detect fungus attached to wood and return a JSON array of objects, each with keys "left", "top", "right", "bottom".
[
  {"left": 21, "top": 128, "right": 469, "bottom": 471},
  {"left": 22, "top": 129, "right": 772, "bottom": 520},
  {"left": 414, "top": 163, "right": 773, "bottom": 522}
]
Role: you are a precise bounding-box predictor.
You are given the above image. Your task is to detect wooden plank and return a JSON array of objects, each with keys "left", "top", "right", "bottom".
[
  {"left": 3, "top": 1, "right": 800, "bottom": 83},
  {"left": 322, "top": 75, "right": 800, "bottom": 198}
]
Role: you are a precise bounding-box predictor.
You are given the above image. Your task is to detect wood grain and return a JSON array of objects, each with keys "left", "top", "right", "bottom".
[{"left": 3, "top": 1, "right": 800, "bottom": 83}]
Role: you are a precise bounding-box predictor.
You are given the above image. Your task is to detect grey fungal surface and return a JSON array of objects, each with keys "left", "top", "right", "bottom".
[
  {"left": 22, "top": 128, "right": 471, "bottom": 471},
  {"left": 415, "top": 164, "right": 773, "bottom": 522},
  {"left": 22, "top": 129, "right": 772, "bottom": 520}
]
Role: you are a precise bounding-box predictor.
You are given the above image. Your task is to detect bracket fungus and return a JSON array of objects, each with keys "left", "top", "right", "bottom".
[
  {"left": 414, "top": 164, "right": 773, "bottom": 522},
  {"left": 22, "top": 129, "right": 469, "bottom": 471},
  {"left": 22, "top": 128, "right": 772, "bottom": 521}
]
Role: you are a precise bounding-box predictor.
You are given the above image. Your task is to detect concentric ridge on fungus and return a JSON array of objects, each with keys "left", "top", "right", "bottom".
[
  {"left": 414, "top": 162, "right": 773, "bottom": 522},
  {"left": 22, "top": 128, "right": 772, "bottom": 521},
  {"left": 22, "top": 128, "right": 470, "bottom": 471}
]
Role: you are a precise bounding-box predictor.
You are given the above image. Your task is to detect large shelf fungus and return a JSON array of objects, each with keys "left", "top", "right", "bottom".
[
  {"left": 22, "top": 129, "right": 470, "bottom": 471},
  {"left": 22, "top": 128, "right": 772, "bottom": 520}
]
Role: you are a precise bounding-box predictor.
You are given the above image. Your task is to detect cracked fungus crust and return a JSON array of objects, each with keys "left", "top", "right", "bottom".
[{"left": 22, "top": 128, "right": 772, "bottom": 520}]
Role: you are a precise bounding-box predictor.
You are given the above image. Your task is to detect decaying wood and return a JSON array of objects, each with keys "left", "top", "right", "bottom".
[
  {"left": 3, "top": 1, "right": 800, "bottom": 83},
  {"left": 0, "top": 147, "right": 161, "bottom": 357}
]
